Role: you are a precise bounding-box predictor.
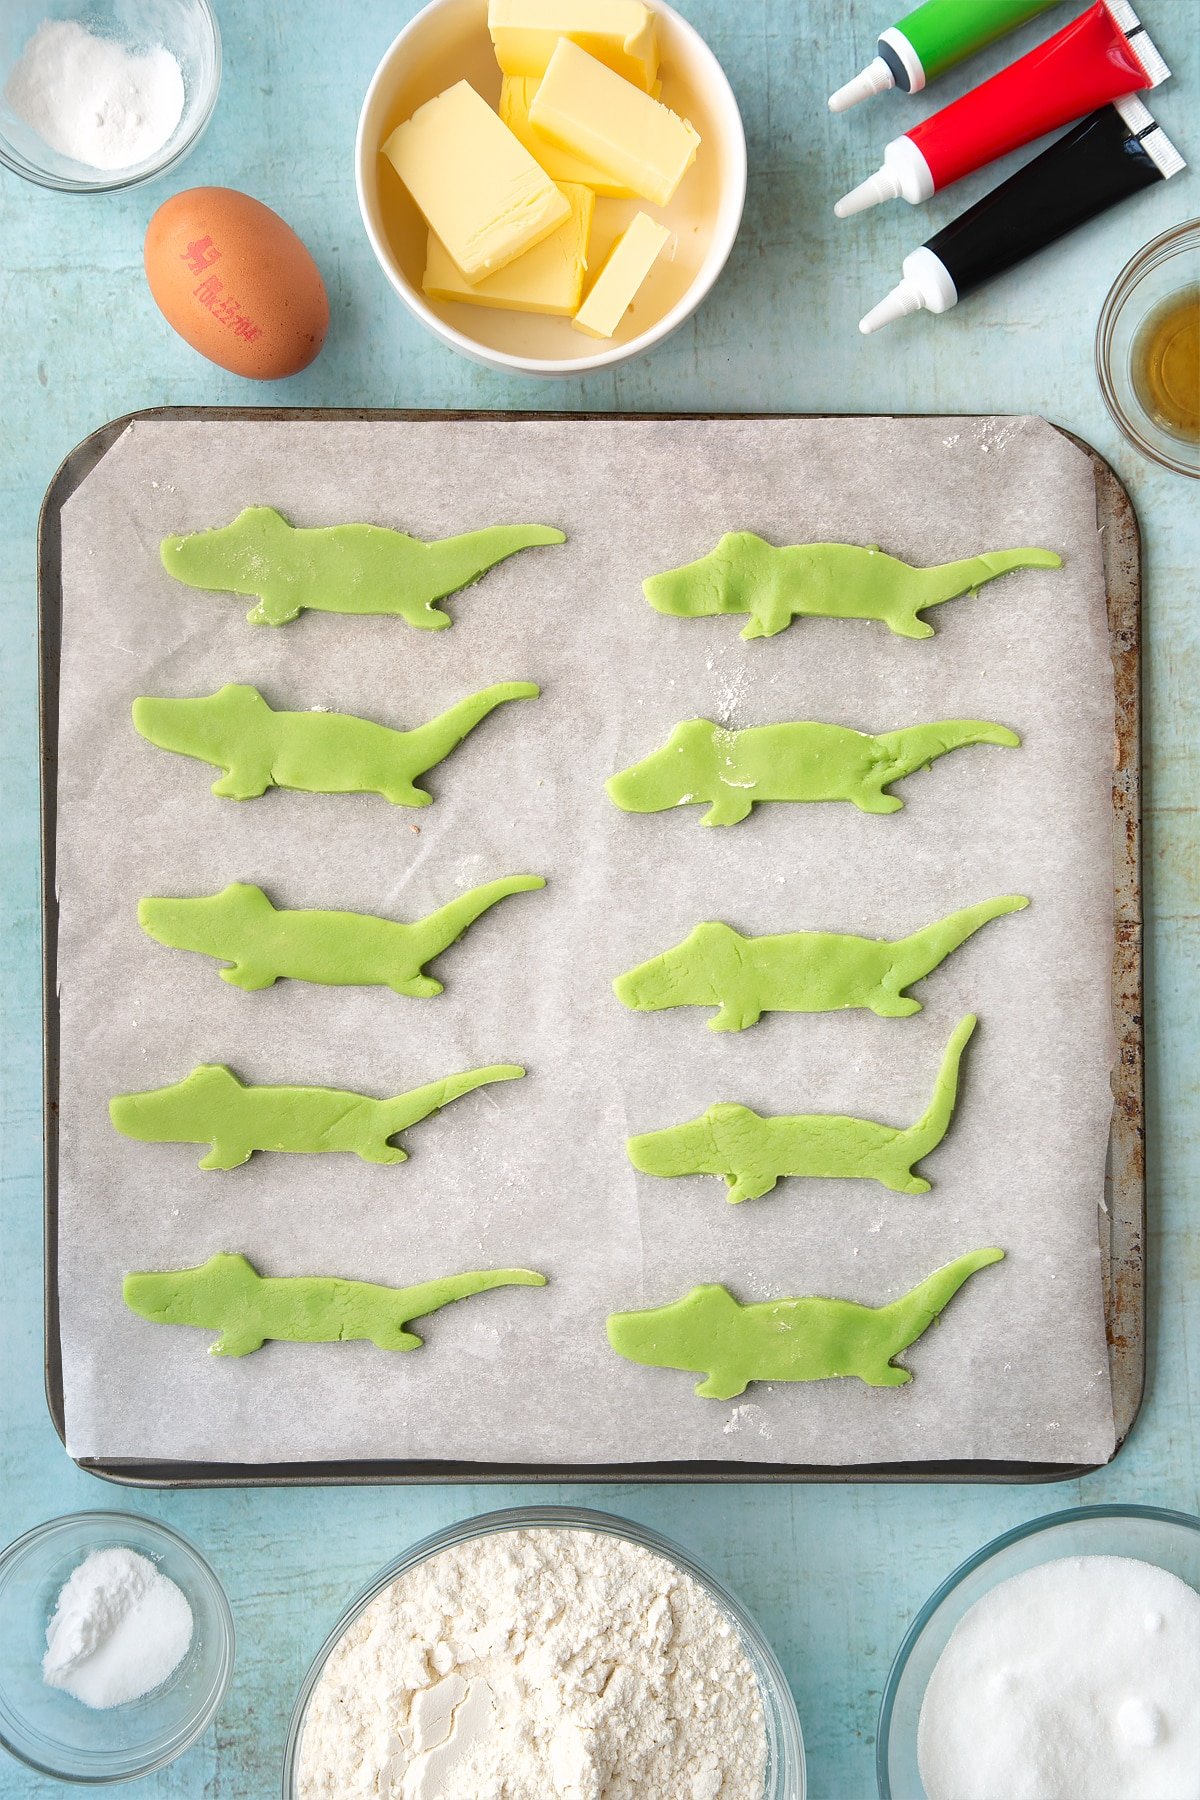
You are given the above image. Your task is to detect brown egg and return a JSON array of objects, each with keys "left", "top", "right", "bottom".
[{"left": 144, "top": 188, "right": 330, "bottom": 380}]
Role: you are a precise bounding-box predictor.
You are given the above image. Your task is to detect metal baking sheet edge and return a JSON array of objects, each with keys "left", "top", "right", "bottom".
[{"left": 37, "top": 407, "right": 1145, "bottom": 1488}]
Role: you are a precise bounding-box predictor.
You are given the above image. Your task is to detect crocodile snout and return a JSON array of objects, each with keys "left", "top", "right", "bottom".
[
  {"left": 642, "top": 560, "right": 712, "bottom": 617},
  {"left": 123, "top": 1271, "right": 177, "bottom": 1322}
]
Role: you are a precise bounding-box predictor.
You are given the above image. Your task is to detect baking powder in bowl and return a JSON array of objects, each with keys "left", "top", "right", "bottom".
[
  {"left": 42, "top": 1545, "right": 193, "bottom": 1709},
  {"left": 296, "top": 1526, "right": 768, "bottom": 1799},
  {"left": 917, "top": 1553, "right": 1200, "bottom": 1800},
  {"left": 4, "top": 19, "right": 184, "bottom": 171}
]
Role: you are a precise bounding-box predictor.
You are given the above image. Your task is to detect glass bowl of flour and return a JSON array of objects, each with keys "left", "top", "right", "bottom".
[
  {"left": 877, "top": 1503, "right": 1200, "bottom": 1800},
  {"left": 0, "top": 0, "right": 220, "bottom": 192},
  {"left": 0, "top": 1510, "right": 234, "bottom": 1781},
  {"left": 284, "top": 1505, "right": 806, "bottom": 1800}
]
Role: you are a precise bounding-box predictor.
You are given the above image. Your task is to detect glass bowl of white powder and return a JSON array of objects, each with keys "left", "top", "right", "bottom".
[
  {"left": 0, "top": 1510, "right": 234, "bottom": 1782},
  {"left": 0, "top": 0, "right": 220, "bottom": 192},
  {"left": 283, "top": 1504, "right": 805, "bottom": 1800},
  {"left": 877, "top": 1503, "right": 1200, "bottom": 1800}
]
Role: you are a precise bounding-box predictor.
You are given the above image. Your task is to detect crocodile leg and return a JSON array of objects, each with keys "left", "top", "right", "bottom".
[
  {"left": 702, "top": 792, "right": 755, "bottom": 827},
  {"left": 219, "top": 960, "right": 279, "bottom": 991}
]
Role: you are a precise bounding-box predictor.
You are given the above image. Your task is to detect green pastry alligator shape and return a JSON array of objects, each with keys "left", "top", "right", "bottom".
[
  {"left": 643, "top": 534, "right": 1061, "bottom": 640},
  {"left": 124, "top": 1253, "right": 547, "bottom": 1358},
  {"left": 138, "top": 875, "right": 546, "bottom": 995},
  {"left": 606, "top": 1249, "right": 1005, "bottom": 1396},
  {"left": 614, "top": 897, "right": 1028, "bottom": 1030},
  {"left": 109, "top": 1062, "right": 523, "bottom": 1169},
  {"left": 132, "top": 680, "right": 538, "bottom": 804},
  {"left": 606, "top": 717, "right": 1019, "bottom": 825},
  {"left": 160, "top": 506, "right": 566, "bottom": 627},
  {"left": 627, "top": 1014, "right": 975, "bottom": 1201}
]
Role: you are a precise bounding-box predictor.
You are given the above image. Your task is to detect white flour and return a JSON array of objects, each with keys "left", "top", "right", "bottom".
[
  {"left": 42, "top": 1545, "right": 193, "bottom": 1710},
  {"left": 297, "top": 1527, "right": 769, "bottom": 1799},
  {"left": 5, "top": 20, "right": 184, "bottom": 172},
  {"left": 918, "top": 1553, "right": 1200, "bottom": 1800}
]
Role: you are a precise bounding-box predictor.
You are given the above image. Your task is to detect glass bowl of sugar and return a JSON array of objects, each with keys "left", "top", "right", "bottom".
[
  {"left": 0, "top": 1510, "right": 234, "bottom": 1782},
  {"left": 877, "top": 1503, "right": 1200, "bottom": 1800},
  {"left": 0, "top": 0, "right": 220, "bottom": 192}
]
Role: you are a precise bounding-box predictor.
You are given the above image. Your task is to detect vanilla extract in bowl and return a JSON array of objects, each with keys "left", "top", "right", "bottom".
[{"left": 1131, "top": 285, "right": 1200, "bottom": 446}]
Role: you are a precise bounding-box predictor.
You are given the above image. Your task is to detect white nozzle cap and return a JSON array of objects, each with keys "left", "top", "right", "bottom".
[
  {"left": 835, "top": 166, "right": 902, "bottom": 217},
  {"left": 860, "top": 281, "right": 923, "bottom": 335},
  {"left": 828, "top": 56, "right": 895, "bottom": 113},
  {"left": 859, "top": 248, "right": 958, "bottom": 336},
  {"left": 835, "top": 136, "right": 935, "bottom": 218}
]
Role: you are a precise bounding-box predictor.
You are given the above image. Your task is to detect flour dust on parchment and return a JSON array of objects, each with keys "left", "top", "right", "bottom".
[{"left": 296, "top": 1527, "right": 769, "bottom": 1800}]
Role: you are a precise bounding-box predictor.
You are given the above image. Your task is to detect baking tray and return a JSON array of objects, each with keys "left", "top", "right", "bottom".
[{"left": 38, "top": 408, "right": 1144, "bottom": 1487}]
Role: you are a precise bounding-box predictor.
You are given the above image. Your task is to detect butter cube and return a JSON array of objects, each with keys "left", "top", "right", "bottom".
[
  {"left": 488, "top": 0, "right": 658, "bottom": 91},
  {"left": 530, "top": 39, "right": 700, "bottom": 208},
  {"left": 382, "top": 80, "right": 570, "bottom": 283},
  {"left": 424, "top": 183, "right": 595, "bottom": 316},
  {"left": 500, "top": 76, "right": 639, "bottom": 197},
  {"left": 573, "top": 211, "right": 669, "bottom": 338}
]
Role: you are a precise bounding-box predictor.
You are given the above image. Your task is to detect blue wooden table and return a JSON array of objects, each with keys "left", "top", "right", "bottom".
[{"left": 2, "top": 4, "right": 1196, "bottom": 1794}]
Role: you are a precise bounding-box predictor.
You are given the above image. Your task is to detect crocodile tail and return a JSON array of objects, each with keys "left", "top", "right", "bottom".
[
  {"left": 877, "top": 719, "right": 1020, "bottom": 780},
  {"left": 426, "top": 524, "right": 566, "bottom": 597},
  {"left": 909, "top": 548, "right": 1062, "bottom": 608},
  {"left": 379, "top": 1064, "right": 526, "bottom": 1138},
  {"left": 405, "top": 683, "right": 541, "bottom": 772},
  {"left": 398, "top": 1268, "right": 547, "bottom": 1324},
  {"left": 898, "top": 1015, "right": 976, "bottom": 1161},
  {"left": 879, "top": 1249, "right": 1005, "bottom": 1357},
  {"left": 891, "top": 897, "right": 1029, "bottom": 987},
  {"left": 412, "top": 876, "right": 545, "bottom": 965}
]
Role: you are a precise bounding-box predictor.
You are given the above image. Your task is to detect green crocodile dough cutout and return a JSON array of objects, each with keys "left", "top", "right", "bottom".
[
  {"left": 643, "top": 534, "right": 1061, "bottom": 640},
  {"left": 124, "top": 1253, "right": 547, "bottom": 1357},
  {"left": 160, "top": 506, "right": 566, "bottom": 627},
  {"left": 627, "top": 1014, "right": 975, "bottom": 1201},
  {"left": 109, "top": 1062, "right": 524, "bottom": 1169},
  {"left": 606, "top": 1249, "right": 1004, "bottom": 1397},
  {"left": 606, "top": 717, "right": 1019, "bottom": 826},
  {"left": 139, "top": 876, "right": 546, "bottom": 996},
  {"left": 132, "top": 680, "right": 539, "bottom": 804},
  {"left": 614, "top": 898, "right": 1028, "bottom": 1030}
]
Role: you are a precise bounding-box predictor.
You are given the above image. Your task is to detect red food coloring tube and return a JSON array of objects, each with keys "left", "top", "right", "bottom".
[{"left": 835, "top": 0, "right": 1169, "bottom": 218}]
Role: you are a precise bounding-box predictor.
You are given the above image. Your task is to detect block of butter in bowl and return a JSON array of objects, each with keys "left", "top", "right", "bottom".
[
  {"left": 488, "top": 0, "right": 660, "bottom": 89},
  {"left": 529, "top": 37, "right": 699, "bottom": 207},
  {"left": 382, "top": 79, "right": 570, "bottom": 283},
  {"left": 424, "top": 183, "right": 595, "bottom": 315},
  {"left": 356, "top": 0, "right": 746, "bottom": 375},
  {"left": 573, "top": 211, "right": 669, "bottom": 337}
]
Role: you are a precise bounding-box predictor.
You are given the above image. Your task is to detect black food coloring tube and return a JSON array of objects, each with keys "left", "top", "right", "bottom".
[{"left": 860, "top": 95, "right": 1184, "bottom": 333}]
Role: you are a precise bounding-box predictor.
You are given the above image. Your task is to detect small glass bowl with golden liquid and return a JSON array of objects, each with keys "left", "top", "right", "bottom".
[{"left": 1097, "top": 220, "right": 1199, "bottom": 478}]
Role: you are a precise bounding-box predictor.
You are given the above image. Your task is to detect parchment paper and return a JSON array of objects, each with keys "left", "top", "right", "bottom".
[{"left": 55, "top": 415, "right": 1117, "bottom": 1466}]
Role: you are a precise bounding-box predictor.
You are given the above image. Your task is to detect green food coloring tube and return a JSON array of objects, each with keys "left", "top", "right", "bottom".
[{"left": 829, "top": 0, "right": 1062, "bottom": 112}]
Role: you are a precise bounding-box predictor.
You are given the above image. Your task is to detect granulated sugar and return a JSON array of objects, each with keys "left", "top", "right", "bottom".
[
  {"left": 297, "top": 1526, "right": 768, "bottom": 1799},
  {"left": 918, "top": 1553, "right": 1200, "bottom": 1800}
]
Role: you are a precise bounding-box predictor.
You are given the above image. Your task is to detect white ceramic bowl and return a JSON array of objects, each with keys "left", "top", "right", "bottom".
[{"left": 355, "top": 0, "right": 747, "bottom": 376}]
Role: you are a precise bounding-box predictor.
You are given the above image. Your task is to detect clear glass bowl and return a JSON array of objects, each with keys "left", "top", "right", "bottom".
[
  {"left": 1096, "top": 219, "right": 1199, "bottom": 479},
  {"left": 0, "top": 1511, "right": 235, "bottom": 1783},
  {"left": 283, "top": 1504, "right": 805, "bottom": 1799},
  {"left": 0, "top": 0, "right": 221, "bottom": 192},
  {"left": 877, "top": 1502, "right": 1200, "bottom": 1800}
]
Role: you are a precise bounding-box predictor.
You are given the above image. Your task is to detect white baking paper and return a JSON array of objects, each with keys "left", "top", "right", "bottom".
[{"left": 55, "top": 415, "right": 1117, "bottom": 1466}]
